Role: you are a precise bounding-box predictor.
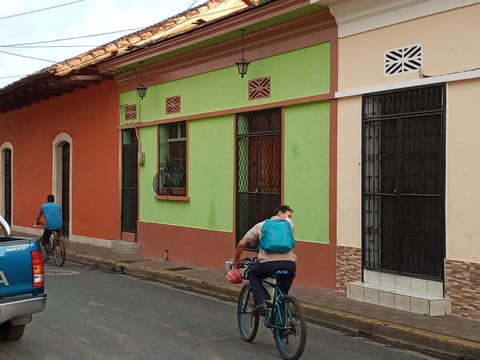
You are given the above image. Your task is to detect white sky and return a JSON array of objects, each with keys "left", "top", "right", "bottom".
[{"left": 0, "top": 0, "right": 198, "bottom": 88}]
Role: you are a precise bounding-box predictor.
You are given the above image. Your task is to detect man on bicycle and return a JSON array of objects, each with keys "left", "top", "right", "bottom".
[
  {"left": 35, "top": 194, "right": 63, "bottom": 251},
  {"left": 233, "top": 205, "right": 297, "bottom": 315}
]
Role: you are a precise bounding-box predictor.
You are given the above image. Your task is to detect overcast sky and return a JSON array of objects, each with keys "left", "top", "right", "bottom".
[{"left": 0, "top": 0, "right": 198, "bottom": 88}]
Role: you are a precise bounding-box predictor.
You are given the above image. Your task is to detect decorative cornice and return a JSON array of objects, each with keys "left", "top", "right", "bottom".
[
  {"left": 326, "top": 0, "right": 480, "bottom": 37},
  {"left": 113, "top": 8, "right": 335, "bottom": 92},
  {"left": 98, "top": 0, "right": 324, "bottom": 72}
]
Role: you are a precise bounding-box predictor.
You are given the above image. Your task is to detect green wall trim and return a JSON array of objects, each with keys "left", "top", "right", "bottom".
[{"left": 120, "top": 43, "right": 331, "bottom": 125}]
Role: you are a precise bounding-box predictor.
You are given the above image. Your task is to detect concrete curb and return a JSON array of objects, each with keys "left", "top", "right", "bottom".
[{"left": 67, "top": 252, "right": 480, "bottom": 360}]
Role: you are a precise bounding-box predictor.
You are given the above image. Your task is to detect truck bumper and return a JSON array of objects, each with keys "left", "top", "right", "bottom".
[{"left": 0, "top": 294, "right": 47, "bottom": 324}]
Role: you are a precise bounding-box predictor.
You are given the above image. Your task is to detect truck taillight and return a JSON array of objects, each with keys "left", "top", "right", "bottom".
[{"left": 31, "top": 250, "right": 44, "bottom": 288}]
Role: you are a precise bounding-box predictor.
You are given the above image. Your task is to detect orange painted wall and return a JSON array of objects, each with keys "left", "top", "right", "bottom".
[{"left": 0, "top": 81, "right": 120, "bottom": 240}]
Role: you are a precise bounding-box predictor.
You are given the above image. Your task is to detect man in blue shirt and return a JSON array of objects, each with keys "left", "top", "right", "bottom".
[{"left": 35, "top": 194, "right": 63, "bottom": 251}]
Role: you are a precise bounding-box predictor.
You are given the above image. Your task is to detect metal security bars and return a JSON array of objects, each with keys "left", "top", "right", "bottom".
[
  {"left": 236, "top": 108, "right": 281, "bottom": 242},
  {"left": 3, "top": 149, "right": 11, "bottom": 225},
  {"left": 61, "top": 143, "right": 70, "bottom": 236},
  {"left": 362, "top": 84, "right": 446, "bottom": 280},
  {"left": 121, "top": 129, "right": 138, "bottom": 233}
]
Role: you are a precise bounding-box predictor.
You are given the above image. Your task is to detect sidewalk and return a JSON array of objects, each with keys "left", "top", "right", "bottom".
[{"left": 60, "top": 240, "right": 479, "bottom": 360}]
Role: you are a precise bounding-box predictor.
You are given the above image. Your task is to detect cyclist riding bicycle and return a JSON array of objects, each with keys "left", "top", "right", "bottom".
[
  {"left": 233, "top": 205, "right": 297, "bottom": 315},
  {"left": 35, "top": 194, "right": 63, "bottom": 251}
]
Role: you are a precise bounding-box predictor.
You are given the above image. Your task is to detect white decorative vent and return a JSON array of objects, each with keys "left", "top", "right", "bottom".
[{"left": 385, "top": 44, "right": 422, "bottom": 76}]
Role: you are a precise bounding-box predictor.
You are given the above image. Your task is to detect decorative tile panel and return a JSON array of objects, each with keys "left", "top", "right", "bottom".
[
  {"left": 248, "top": 77, "right": 271, "bottom": 100},
  {"left": 124, "top": 104, "right": 137, "bottom": 121},
  {"left": 385, "top": 44, "right": 422, "bottom": 76},
  {"left": 336, "top": 245, "right": 362, "bottom": 292},
  {"left": 166, "top": 95, "right": 181, "bottom": 114},
  {"left": 445, "top": 259, "right": 480, "bottom": 320}
]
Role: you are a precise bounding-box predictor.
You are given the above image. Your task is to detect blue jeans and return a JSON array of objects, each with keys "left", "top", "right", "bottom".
[{"left": 248, "top": 261, "right": 296, "bottom": 303}]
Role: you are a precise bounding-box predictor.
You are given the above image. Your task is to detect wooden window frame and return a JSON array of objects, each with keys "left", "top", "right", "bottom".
[{"left": 155, "top": 121, "right": 189, "bottom": 201}]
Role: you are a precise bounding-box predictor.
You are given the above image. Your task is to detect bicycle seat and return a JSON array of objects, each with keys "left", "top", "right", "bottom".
[{"left": 274, "top": 270, "right": 289, "bottom": 276}]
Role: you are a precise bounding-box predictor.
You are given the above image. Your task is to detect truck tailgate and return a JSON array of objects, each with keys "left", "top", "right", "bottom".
[{"left": 0, "top": 238, "right": 38, "bottom": 297}]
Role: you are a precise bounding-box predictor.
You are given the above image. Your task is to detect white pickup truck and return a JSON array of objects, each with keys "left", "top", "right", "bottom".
[{"left": 0, "top": 215, "right": 47, "bottom": 340}]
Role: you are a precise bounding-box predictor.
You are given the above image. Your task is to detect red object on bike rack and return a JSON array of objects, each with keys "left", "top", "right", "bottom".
[{"left": 226, "top": 268, "right": 243, "bottom": 284}]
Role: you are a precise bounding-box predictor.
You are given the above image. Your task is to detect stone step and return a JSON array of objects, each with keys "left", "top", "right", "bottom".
[
  {"left": 347, "top": 281, "right": 451, "bottom": 316},
  {"left": 111, "top": 240, "right": 139, "bottom": 255}
]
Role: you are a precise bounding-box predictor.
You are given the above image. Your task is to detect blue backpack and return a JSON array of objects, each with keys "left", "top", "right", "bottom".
[{"left": 258, "top": 219, "right": 295, "bottom": 253}]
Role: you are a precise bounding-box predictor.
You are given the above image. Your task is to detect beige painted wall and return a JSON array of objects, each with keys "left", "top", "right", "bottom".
[
  {"left": 337, "top": 96, "right": 362, "bottom": 248},
  {"left": 336, "top": 4, "right": 480, "bottom": 262},
  {"left": 446, "top": 80, "right": 480, "bottom": 263},
  {"left": 338, "top": 4, "right": 480, "bottom": 91}
]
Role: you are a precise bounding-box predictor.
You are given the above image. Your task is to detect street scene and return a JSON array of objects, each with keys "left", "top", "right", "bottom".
[
  {"left": 0, "top": 0, "right": 479, "bottom": 359},
  {"left": 0, "top": 261, "right": 443, "bottom": 360}
]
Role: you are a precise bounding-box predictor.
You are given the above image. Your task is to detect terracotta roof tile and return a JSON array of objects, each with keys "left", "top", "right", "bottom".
[{"left": 51, "top": 0, "right": 255, "bottom": 76}]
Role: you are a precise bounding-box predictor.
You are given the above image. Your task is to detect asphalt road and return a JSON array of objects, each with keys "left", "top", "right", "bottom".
[{"left": 0, "top": 262, "right": 443, "bottom": 360}]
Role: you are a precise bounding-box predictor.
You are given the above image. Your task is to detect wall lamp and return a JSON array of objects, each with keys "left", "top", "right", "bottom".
[
  {"left": 134, "top": 62, "right": 148, "bottom": 100},
  {"left": 136, "top": 85, "right": 147, "bottom": 100},
  {"left": 235, "top": 29, "right": 250, "bottom": 78}
]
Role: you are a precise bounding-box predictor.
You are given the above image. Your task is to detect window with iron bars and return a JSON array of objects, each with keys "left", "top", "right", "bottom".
[{"left": 155, "top": 122, "right": 187, "bottom": 196}]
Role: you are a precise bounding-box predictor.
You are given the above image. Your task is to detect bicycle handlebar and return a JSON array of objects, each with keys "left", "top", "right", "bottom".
[{"left": 236, "top": 257, "right": 257, "bottom": 268}]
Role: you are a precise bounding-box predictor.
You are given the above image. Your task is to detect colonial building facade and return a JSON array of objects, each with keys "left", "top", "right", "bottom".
[
  {"left": 99, "top": 0, "right": 338, "bottom": 288},
  {"left": 331, "top": 0, "right": 480, "bottom": 319}
]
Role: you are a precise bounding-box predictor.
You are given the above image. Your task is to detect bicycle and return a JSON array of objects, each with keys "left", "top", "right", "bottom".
[
  {"left": 34, "top": 223, "right": 66, "bottom": 267},
  {"left": 236, "top": 257, "right": 307, "bottom": 360}
]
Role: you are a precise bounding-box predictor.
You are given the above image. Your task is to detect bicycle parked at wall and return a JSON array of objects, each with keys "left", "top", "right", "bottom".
[
  {"left": 235, "top": 257, "right": 307, "bottom": 360},
  {"left": 34, "top": 222, "right": 66, "bottom": 267}
]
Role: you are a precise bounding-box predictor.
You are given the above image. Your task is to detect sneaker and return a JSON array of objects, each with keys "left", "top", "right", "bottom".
[{"left": 253, "top": 302, "right": 268, "bottom": 315}]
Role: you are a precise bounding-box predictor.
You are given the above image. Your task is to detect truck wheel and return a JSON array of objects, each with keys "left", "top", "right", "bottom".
[{"left": 2, "top": 323, "right": 25, "bottom": 341}]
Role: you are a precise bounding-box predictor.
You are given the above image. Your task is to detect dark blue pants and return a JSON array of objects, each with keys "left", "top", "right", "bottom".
[
  {"left": 249, "top": 261, "right": 296, "bottom": 303},
  {"left": 41, "top": 228, "right": 61, "bottom": 249}
]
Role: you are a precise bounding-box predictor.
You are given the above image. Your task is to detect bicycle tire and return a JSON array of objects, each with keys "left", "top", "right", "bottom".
[
  {"left": 273, "top": 295, "right": 307, "bottom": 360},
  {"left": 237, "top": 284, "right": 259, "bottom": 342},
  {"left": 52, "top": 238, "right": 66, "bottom": 267}
]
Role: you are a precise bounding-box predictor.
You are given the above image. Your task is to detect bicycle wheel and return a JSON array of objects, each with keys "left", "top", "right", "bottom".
[
  {"left": 237, "top": 284, "right": 259, "bottom": 342},
  {"left": 273, "top": 295, "right": 307, "bottom": 360},
  {"left": 52, "top": 238, "right": 66, "bottom": 267}
]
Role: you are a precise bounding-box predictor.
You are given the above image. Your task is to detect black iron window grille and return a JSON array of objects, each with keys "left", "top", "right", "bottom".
[
  {"left": 236, "top": 108, "right": 282, "bottom": 242},
  {"left": 121, "top": 129, "right": 138, "bottom": 232},
  {"left": 362, "top": 84, "right": 446, "bottom": 280}
]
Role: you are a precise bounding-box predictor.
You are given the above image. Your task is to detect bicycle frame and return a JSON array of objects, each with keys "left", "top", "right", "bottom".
[
  {"left": 262, "top": 277, "right": 288, "bottom": 331},
  {"left": 237, "top": 259, "right": 307, "bottom": 360}
]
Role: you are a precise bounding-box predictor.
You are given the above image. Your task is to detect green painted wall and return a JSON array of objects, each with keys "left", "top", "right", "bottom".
[
  {"left": 119, "top": 43, "right": 331, "bottom": 125},
  {"left": 125, "top": 41, "right": 332, "bottom": 243},
  {"left": 284, "top": 102, "right": 330, "bottom": 244},
  {"left": 139, "top": 115, "right": 234, "bottom": 231}
]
